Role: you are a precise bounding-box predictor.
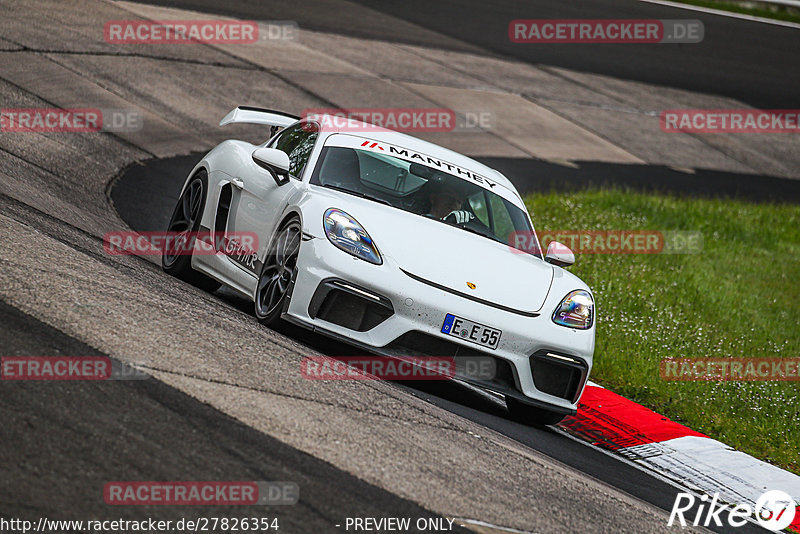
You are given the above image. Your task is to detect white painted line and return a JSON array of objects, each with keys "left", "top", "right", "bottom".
[{"left": 638, "top": 0, "right": 800, "bottom": 29}]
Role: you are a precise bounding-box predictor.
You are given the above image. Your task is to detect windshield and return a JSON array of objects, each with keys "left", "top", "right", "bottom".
[{"left": 310, "top": 145, "right": 538, "bottom": 255}]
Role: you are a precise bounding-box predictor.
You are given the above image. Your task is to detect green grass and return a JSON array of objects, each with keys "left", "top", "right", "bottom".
[
  {"left": 667, "top": 0, "right": 800, "bottom": 24},
  {"left": 523, "top": 189, "right": 800, "bottom": 474}
]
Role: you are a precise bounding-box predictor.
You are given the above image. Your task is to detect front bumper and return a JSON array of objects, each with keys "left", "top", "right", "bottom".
[{"left": 285, "top": 236, "right": 594, "bottom": 414}]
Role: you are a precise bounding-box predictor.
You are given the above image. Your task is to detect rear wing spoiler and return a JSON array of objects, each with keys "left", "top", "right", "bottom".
[{"left": 219, "top": 106, "right": 300, "bottom": 128}]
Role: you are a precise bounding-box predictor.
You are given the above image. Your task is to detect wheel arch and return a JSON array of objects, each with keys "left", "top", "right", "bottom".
[
  {"left": 259, "top": 209, "right": 303, "bottom": 262},
  {"left": 177, "top": 164, "right": 211, "bottom": 200},
  {"left": 278, "top": 209, "right": 303, "bottom": 229}
]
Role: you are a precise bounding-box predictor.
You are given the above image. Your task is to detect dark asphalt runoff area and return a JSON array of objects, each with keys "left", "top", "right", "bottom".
[{"left": 110, "top": 153, "right": 771, "bottom": 534}]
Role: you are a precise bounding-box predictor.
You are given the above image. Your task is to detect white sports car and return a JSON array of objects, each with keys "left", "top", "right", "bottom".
[{"left": 162, "top": 106, "right": 595, "bottom": 425}]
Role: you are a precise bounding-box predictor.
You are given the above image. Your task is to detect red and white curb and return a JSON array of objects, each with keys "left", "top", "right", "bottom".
[{"left": 558, "top": 382, "right": 800, "bottom": 532}]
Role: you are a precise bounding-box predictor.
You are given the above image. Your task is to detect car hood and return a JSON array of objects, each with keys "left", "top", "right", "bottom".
[{"left": 314, "top": 190, "right": 554, "bottom": 314}]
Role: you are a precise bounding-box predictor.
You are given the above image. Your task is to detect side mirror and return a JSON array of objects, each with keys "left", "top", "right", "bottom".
[
  {"left": 544, "top": 241, "right": 575, "bottom": 267},
  {"left": 252, "top": 147, "right": 291, "bottom": 186}
]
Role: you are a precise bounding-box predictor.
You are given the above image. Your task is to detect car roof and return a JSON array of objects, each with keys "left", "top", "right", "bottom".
[{"left": 310, "top": 115, "right": 518, "bottom": 194}]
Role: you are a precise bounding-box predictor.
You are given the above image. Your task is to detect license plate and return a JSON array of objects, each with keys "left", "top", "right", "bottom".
[{"left": 441, "top": 313, "right": 501, "bottom": 350}]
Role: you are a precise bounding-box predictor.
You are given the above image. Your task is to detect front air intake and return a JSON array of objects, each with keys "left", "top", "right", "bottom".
[
  {"left": 308, "top": 279, "right": 393, "bottom": 332},
  {"left": 529, "top": 351, "right": 587, "bottom": 403}
]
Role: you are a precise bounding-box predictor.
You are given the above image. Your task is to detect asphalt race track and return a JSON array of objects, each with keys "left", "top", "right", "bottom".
[
  {"left": 130, "top": 0, "right": 800, "bottom": 108},
  {"left": 1, "top": 0, "right": 796, "bottom": 532}
]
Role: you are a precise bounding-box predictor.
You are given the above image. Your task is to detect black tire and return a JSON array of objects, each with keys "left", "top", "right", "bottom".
[
  {"left": 506, "top": 397, "right": 566, "bottom": 426},
  {"left": 254, "top": 218, "right": 301, "bottom": 325},
  {"left": 161, "top": 170, "right": 221, "bottom": 292}
]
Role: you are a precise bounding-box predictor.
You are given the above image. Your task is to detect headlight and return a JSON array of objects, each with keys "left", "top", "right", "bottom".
[
  {"left": 552, "top": 290, "right": 594, "bottom": 329},
  {"left": 323, "top": 208, "right": 382, "bottom": 265}
]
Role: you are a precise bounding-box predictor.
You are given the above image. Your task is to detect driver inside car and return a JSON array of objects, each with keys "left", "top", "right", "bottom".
[{"left": 426, "top": 182, "right": 475, "bottom": 224}]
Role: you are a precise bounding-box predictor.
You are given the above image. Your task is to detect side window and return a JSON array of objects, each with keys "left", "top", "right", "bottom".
[{"left": 270, "top": 122, "right": 319, "bottom": 179}]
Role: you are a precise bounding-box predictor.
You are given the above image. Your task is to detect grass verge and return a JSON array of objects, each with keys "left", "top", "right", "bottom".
[{"left": 523, "top": 188, "right": 799, "bottom": 474}]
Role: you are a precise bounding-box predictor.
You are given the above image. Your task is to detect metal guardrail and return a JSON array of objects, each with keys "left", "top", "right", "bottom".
[
  {"left": 663, "top": 0, "right": 800, "bottom": 10},
  {"left": 760, "top": 0, "right": 800, "bottom": 7}
]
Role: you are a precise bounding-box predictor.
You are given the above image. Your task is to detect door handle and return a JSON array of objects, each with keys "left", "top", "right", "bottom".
[{"left": 231, "top": 178, "right": 245, "bottom": 189}]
